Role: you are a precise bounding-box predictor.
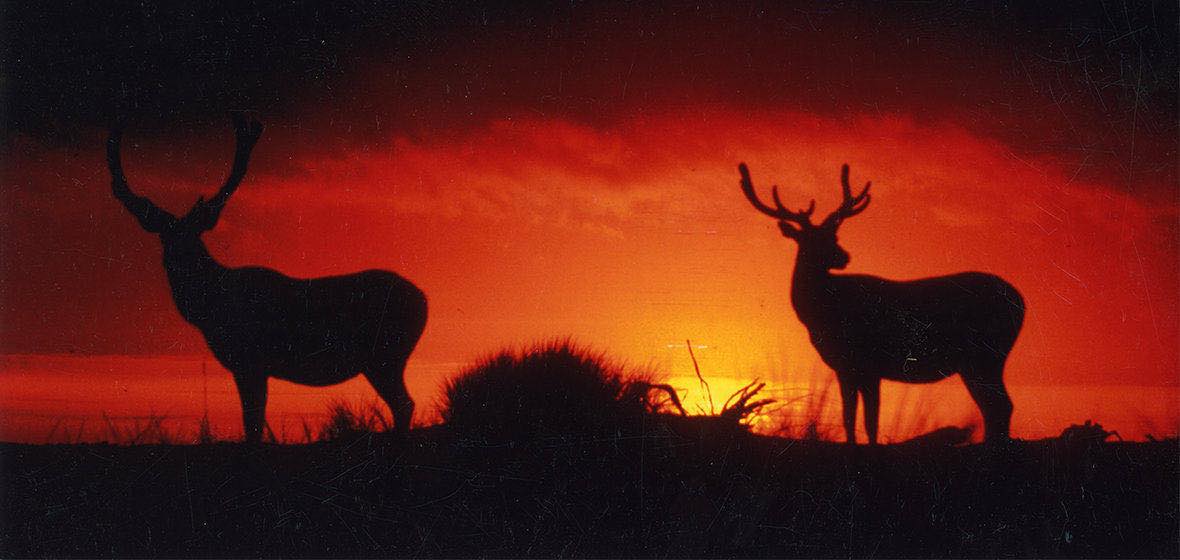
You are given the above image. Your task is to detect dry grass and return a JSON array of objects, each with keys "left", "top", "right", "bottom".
[
  {"left": 316, "top": 399, "right": 392, "bottom": 442},
  {"left": 772, "top": 368, "right": 840, "bottom": 441},
  {"left": 440, "top": 341, "right": 775, "bottom": 443},
  {"left": 98, "top": 412, "right": 181, "bottom": 445}
]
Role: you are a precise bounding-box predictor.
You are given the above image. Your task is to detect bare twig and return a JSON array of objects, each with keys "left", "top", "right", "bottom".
[
  {"left": 719, "top": 380, "right": 776, "bottom": 426},
  {"left": 627, "top": 381, "right": 688, "bottom": 416},
  {"left": 686, "top": 339, "right": 714, "bottom": 415}
]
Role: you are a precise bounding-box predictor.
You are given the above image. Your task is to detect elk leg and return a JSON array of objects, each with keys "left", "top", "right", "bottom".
[
  {"left": 838, "top": 376, "right": 858, "bottom": 444},
  {"left": 861, "top": 379, "right": 881, "bottom": 445},
  {"left": 233, "top": 374, "right": 268, "bottom": 444},
  {"left": 364, "top": 359, "right": 414, "bottom": 435},
  {"left": 962, "top": 367, "right": 1013, "bottom": 443}
]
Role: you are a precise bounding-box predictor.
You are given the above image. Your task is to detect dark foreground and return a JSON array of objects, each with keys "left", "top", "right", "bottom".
[{"left": 2, "top": 428, "right": 1176, "bottom": 558}]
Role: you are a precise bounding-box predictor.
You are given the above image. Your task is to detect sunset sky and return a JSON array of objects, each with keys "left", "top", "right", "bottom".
[{"left": 2, "top": 2, "right": 1176, "bottom": 442}]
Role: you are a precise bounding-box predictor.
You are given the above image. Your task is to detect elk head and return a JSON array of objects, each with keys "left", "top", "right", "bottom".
[
  {"left": 107, "top": 114, "right": 263, "bottom": 248},
  {"left": 739, "top": 163, "right": 872, "bottom": 271}
]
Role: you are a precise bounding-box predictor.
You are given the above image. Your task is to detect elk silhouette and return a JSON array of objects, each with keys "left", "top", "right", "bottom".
[
  {"left": 738, "top": 163, "right": 1024, "bottom": 444},
  {"left": 107, "top": 115, "right": 428, "bottom": 443}
]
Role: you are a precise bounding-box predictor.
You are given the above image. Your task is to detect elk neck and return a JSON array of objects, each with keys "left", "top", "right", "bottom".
[
  {"left": 788, "top": 248, "right": 837, "bottom": 327},
  {"left": 160, "top": 234, "right": 230, "bottom": 326}
]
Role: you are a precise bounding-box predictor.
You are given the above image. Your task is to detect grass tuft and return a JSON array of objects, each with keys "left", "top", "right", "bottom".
[
  {"left": 773, "top": 371, "right": 839, "bottom": 441},
  {"left": 317, "top": 399, "right": 392, "bottom": 442},
  {"left": 99, "top": 412, "right": 180, "bottom": 445}
]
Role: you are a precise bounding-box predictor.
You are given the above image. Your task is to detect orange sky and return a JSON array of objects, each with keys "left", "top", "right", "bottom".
[
  {"left": 1, "top": 3, "right": 1176, "bottom": 443},
  {"left": 2, "top": 109, "right": 1177, "bottom": 442}
]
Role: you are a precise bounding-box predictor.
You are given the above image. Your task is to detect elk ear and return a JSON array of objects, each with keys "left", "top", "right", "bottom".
[
  {"left": 778, "top": 220, "right": 803, "bottom": 239},
  {"left": 182, "top": 195, "right": 223, "bottom": 232},
  {"left": 129, "top": 205, "right": 178, "bottom": 233},
  {"left": 820, "top": 215, "right": 842, "bottom": 232}
]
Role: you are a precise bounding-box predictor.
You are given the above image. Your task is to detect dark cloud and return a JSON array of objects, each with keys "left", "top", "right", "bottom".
[
  {"left": 4, "top": 1, "right": 1177, "bottom": 191},
  {"left": 3, "top": 1, "right": 461, "bottom": 137}
]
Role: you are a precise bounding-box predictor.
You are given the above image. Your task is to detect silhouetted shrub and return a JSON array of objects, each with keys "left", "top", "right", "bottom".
[
  {"left": 442, "top": 342, "right": 659, "bottom": 442},
  {"left": 1060, "top": 419, "right": 1121, "bottom": 443}
]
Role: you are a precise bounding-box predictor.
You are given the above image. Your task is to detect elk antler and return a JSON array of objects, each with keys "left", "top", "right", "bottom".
[
  {"left": 201, "top": 113, "right": 263, "bottom": 210},
  {"left": 821, "top": 164, "right": 872, "bottom": 228},
  {"left": 738, "top": 163, "right": 817, "bottom": 229},
  {"left": 108, "top": 122, "right": 178, "bottom": 232}
]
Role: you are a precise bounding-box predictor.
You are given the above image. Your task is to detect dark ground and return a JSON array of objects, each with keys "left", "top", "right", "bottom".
[{"left": 1, "top": 426, "right": 1176, "bottom": 558}]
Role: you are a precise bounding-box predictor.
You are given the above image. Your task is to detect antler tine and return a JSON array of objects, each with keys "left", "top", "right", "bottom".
[
  {"left": 205, "top": 113, "right": 263, "bottom": 209},
  {"left": 840, "top": 164, "right": 871, "bottom": 208},
  {"left": 823, "top": 163, "right": 872, "bottom": 226},
  {"left": 738, "top": 163, "right": 816, "bottom": 227},
  {"left": 770, "top": 185, "right": 816, "bottom": 222}
]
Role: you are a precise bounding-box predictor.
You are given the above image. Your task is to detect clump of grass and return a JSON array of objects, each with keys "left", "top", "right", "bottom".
[
  {"left": 44, "top": 418, "right": 87, "bottom": 444},
  {"left": 774, "top": 370, "right": 839, "bottom": 441},
  {"left": 317, "top": 399, "right": 392, "bottom": 442},
  {"left": 677, "top": 340, "right": 775, "bottom": 432},
  {"left": 442, "top": 341, "right": 667, "bottom": 442},
  {"left": 100, "top": 412, "right": 180, "bottom": 445}
]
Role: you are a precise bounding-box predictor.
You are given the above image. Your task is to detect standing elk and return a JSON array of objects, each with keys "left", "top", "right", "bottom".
[
  {"left": 107, "top": 115, "right": 427, "bottom": 443},
  {"left": 738, "top": 163, "right": 1024, "bottom": 444}
]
